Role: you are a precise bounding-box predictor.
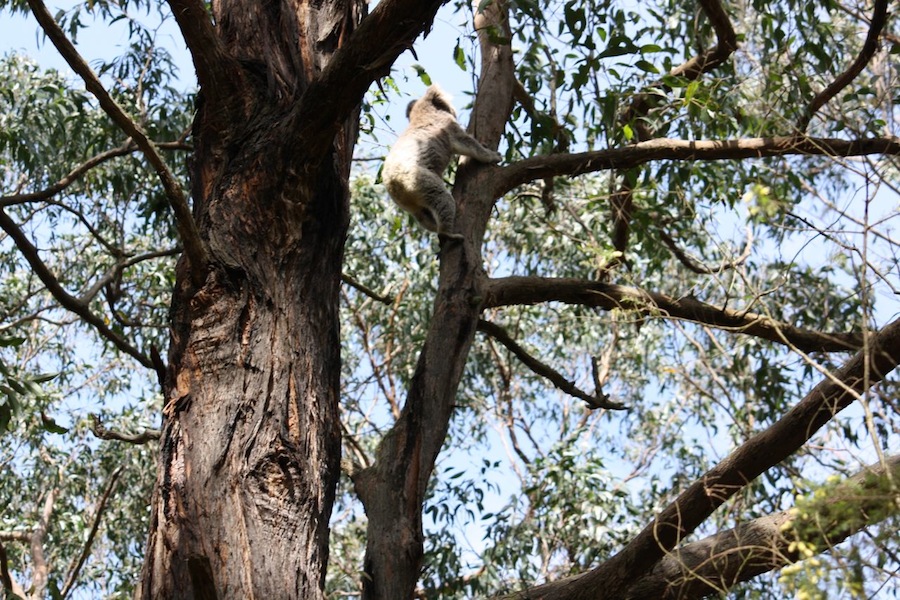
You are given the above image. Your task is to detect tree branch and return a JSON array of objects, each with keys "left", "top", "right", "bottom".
[
  {"left": 492, "top": 136, "right": 900, "bottom": 198},
  {"left": 477, "top": 319, "right": 625, "bottom": 410},
  {"left": 656, "top": 225, "right": 753, "bottom": 275},
  {"left": 0, "top": 208, "right": 154, "bottom": 368},
  {"left": 30, "top": 487, "right": 58, "bottom": 600},
  {"left": 80, "top": 248, "right": 181, "bottom": 305},
  {"left": 624, "top": 454, "right": 900, "bottom": 599},
  {"left": 291, "top": 0, "right": 447, "bottom": 164},
  {"left": 0, "top": 539, "right": 19, "bottom": 597},
  {"left": 502, "top": 455, "right": 900, "bottom": 599},
  {"left": 164, "top": 0, "right": 246, "bottom": 126},
  {"left": 60, "top": 466, "right": 124, "bottom": 599},
  {"left": 341, "top": 273, "right": 394, "bottom": 305},
  {"left": 90, "top": 414, "right": 161, "bottom": 445},
  {"left": 541, "top": 314, "right": 900, "bottom": 599},
  {"left": 0, "top": 141, "right": 191, "bottom": 207},
  {"left": 485, "top": 276, "right": 862, "bottom": 353},
  {"left": 620, "top": 0, "right": 737, "bottom": 130},
  {"left": 26, "top": 0, "right": 208, "bottom": 286},
  {"left": 610, "top": 0, "right": 737, "bottom": 264},
  {"left": 798, "top": 0, "right": 889, "bottom": 132}
]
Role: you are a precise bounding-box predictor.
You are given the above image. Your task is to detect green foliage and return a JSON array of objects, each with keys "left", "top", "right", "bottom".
[{"left": 2, "top": 0, "right": 900, "bottom": 597}]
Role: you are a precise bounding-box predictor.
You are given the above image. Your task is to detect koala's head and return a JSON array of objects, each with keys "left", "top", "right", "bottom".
[{"left": 407, "top": 85, "right": 457, "bottom": 120}]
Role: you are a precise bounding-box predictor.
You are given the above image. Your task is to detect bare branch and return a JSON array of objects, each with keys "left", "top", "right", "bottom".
[
  {"left": 0, "top": 208, "right": 154, "bottom": 368},
  {"left": 477, "top": 319, "right": 625, "bottom": 410},
  {"left": 798, "top": 0, "right": 889, "bottom": 132},
  {"left": 492, "top": 136, "right": 900, "bottom": 198},
  {"left": 30, "top": 487, "right": 58, "bottom": 600},
  {"left": 485, "top": 276, "right": 862, "bottom": 353},
  {"left": 90, "top": 414, "right": 161, "bottom": 445},
  {"left": 341, "top": 273, "right": 394, "bottom": 305},
  {"left": 80, "top": 248, "right": 181, "bottom": 305},
  {"left": 60, "top": 466, "right": 124, "bottom": 599},
  {"left": 26, "top": 0, "right": 208, "bottom": 285},
  {"left": 657, "top": 225, "right": 753, "bottom": 275}
]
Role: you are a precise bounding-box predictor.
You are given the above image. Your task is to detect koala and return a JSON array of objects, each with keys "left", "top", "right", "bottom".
[{"left": 382, "top": 85, "right": 502, "bottom": 241}]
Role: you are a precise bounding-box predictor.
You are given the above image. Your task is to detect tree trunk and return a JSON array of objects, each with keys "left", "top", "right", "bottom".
[
  {"left": 138, "top": 1, "right": 361, "bottom": 597},
  {"left": 353, "top": 2, "right": 516, "bottom": 598}
]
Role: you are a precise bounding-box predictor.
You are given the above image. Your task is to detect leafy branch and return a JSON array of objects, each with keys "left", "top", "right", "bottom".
[{"left": 25, "top": 0, "right": 208, "bottom": 286}]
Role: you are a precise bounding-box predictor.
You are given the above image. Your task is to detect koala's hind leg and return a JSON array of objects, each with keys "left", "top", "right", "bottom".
[{"left": 415, "top": 173, "right": 464, "bottom": 240}]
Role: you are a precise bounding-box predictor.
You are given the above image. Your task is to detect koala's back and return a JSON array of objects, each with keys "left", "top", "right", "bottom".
[{"left": 384, "top": 118, "right": 455, "bottom": 177}]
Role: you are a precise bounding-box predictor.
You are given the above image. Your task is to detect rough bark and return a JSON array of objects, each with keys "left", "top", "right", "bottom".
[{"left": 138, "top": 1, "right": 355, "bottom": 598}]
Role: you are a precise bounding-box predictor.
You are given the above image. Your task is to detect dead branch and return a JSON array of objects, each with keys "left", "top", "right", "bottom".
[
  {"left": 485, "top": 276, "right": 862, "bottom": 353},
  {"left": 477, "top": 319, "right": 625, "bottom": 410},
  {"left": 90, "top": 414, "right": 161, "bottom": 445}
]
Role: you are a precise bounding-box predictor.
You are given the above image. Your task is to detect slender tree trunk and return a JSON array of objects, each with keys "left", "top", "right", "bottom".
[
  {"left": 138, "top": 1, "right": 361, "bottom": 597},
  {"left": 353, "top": 2, "right": 516, "bottom": 598}
]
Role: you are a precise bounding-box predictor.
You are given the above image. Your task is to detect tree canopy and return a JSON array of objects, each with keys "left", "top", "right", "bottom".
[{"left": 1, "top": 0, "right": 900, "bottom": 598}]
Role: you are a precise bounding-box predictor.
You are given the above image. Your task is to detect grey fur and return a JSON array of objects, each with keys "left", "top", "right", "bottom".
[{"left": 383, "top": 85, "right": 502, "bottom": 241}]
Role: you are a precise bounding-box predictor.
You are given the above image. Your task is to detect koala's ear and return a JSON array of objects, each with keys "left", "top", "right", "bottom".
[{"left": 406, "top": 100, "right": 417, "bottom": 119}]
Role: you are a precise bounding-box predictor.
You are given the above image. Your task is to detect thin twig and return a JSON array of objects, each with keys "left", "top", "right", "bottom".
[
  {"left": 477, "top": 319, "right": 625, "bottom": 410},
  {"left": 60, "top": 466, "right": 124, "bottom": 599},
  {"left": 0, "top": 141, "right": 191, "bottom": 207},
  {"left": 0, "top": 208, "right": 154, "bottom": 368},
  {"left": 657, "top": 225, "right": 753, "bottom": 274},
  {"left": 341, "top": 273, "right": 394, "bottom": 304}
]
